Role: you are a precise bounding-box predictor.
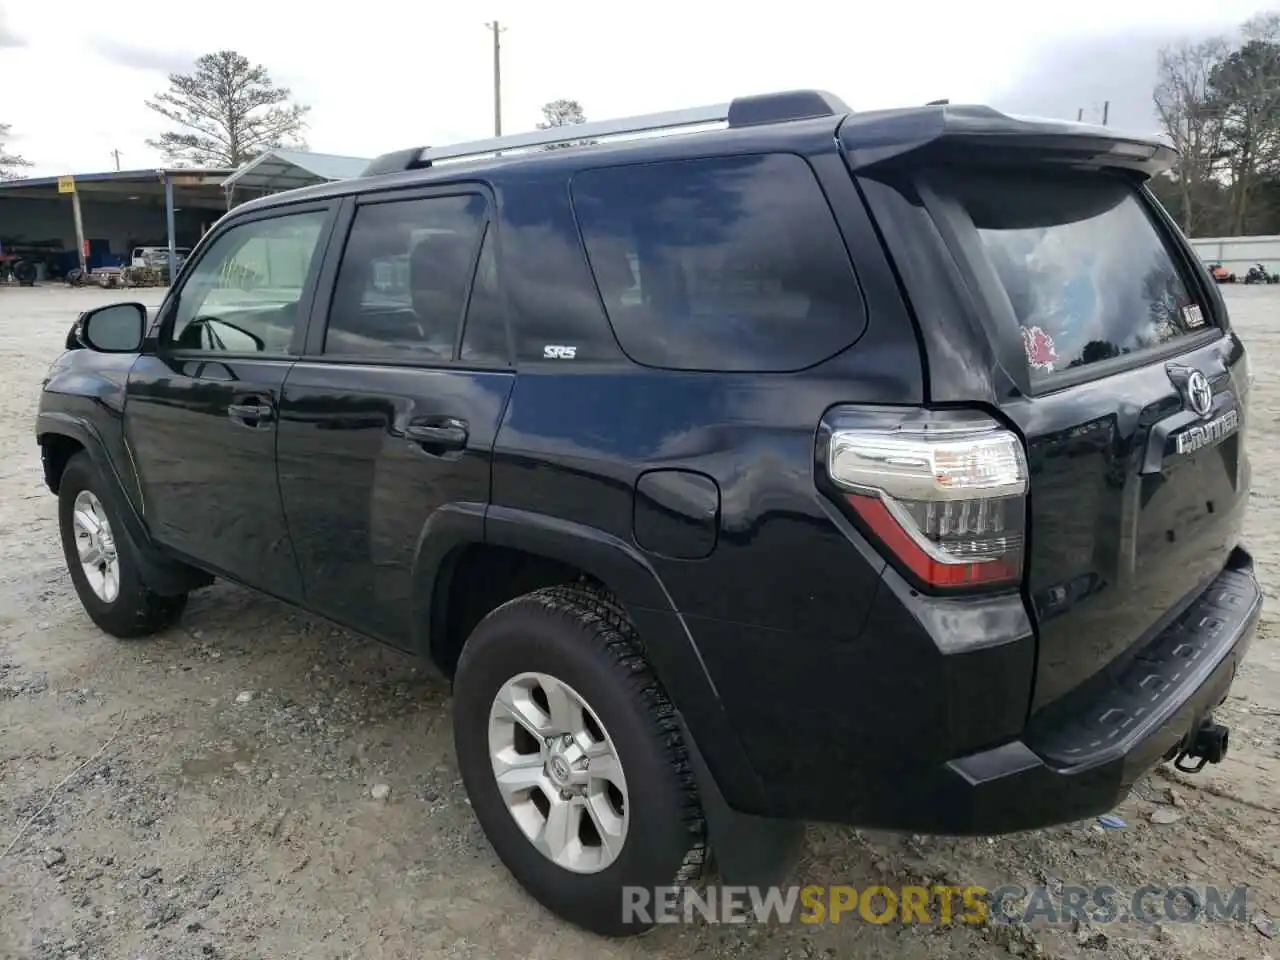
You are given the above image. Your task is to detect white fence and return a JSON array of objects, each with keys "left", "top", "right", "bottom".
[{"left": 1189, "top": 235, "right": 1280, "bottom": 275}]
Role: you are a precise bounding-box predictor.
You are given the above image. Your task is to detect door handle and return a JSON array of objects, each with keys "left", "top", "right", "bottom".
[
  {"left": 403, "top": 418, "right": 468, "bottom": 451},
  {"left": 228, "top": 400, "right": 275, "bottom": 425}
]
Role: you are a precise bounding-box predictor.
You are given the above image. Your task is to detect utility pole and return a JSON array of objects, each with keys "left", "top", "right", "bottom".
[
  {"left": 1102, "top": 100, "right": 1110, "bottom": 125},
  {"left": 485, "top": 20, "right": 506, "bottom": 136},
  {"left": 111, "top": 149, "right": 121, "bottom": 171},
  {"left": 1076, "top": 107, "right": 1084, "bottom": 121}
]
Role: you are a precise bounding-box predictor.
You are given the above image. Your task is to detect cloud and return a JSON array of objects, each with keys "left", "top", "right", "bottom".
[
  {"left": 88, "top": 38, "right": 194, "bottom": 76},
  {"left": 988, "top": 18, "right": 1250, "bottom": 133},
  {"left": 7, "top": 0, "right": 1274, "bottom": 178},
  {"left": 0, "top": 8, "right": 23, "bottom": 48}
]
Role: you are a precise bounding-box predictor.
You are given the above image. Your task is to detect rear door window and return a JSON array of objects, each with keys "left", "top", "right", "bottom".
[
  {"left": 571, "top": 153, "right": 866, "bottom": 372},
  {"left": 324, "top": 194, "right": 487, "bottom": 360},
  {"left": 940, "top": 168, "right": 1209, "bottom": 383}
]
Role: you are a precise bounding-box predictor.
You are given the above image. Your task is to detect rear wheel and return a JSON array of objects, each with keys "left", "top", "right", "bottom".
[
  {"left": 58, "top": 452, "right": 187, "bottom": 638},
  {"left": 452, "top": 585, "right": 707, "bottom": 936}
]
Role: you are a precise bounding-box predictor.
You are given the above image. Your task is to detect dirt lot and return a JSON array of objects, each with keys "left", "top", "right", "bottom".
[{"left": 1, "top": 285, "right": 1278, "bottom": 960}]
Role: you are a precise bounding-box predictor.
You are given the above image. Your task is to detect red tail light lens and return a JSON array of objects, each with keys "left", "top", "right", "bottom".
[{"left": 825, "top": 410, "right": 1029, "bottom": 590}]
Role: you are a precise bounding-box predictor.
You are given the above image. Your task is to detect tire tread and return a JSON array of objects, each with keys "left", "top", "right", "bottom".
[
  {"left": 460, "top": 582, "right": 709, "bottom": 886},
  {"left": 59, "top": 452, "right": 188, "bottom": 639}
]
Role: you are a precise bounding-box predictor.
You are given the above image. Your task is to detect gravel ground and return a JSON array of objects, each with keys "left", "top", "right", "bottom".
[{"left": 1, "top": 285, "right": 1278, "bottom": 960}]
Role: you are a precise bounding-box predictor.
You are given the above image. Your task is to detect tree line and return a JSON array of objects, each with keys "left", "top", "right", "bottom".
[
  {"left": 1150, "top": 11, "right": 1280, "bottom": 237},
  {"left": 0, "top": 49, "right": 588, "bottom": 179},
  {"left": 0, "top": 122, "right": 29, "bottom": 180}
]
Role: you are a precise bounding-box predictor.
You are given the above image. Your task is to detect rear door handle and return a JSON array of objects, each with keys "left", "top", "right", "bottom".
[
  {"left": 228, "top": 399, "right": 275, "bottom": 425},
  {"left": 404, "top": 418, "right": 468, "bottom": 451}
]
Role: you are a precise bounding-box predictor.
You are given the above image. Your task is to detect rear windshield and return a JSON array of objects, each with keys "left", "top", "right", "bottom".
[{"left": 943, "top": 168, "right": 1207, "bottom": 383}]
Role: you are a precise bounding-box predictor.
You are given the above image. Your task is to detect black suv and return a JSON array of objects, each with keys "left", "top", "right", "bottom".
[{"left": 36, "top": 90, "right": 1259, "bottom": 935}]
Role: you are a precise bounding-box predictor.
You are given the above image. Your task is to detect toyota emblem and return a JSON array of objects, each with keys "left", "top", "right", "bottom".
[{"left": 1186, "top": 370, "right": 1213, "bottom": 418}]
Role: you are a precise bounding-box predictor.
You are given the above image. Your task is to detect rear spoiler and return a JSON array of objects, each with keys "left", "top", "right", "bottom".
[{"left": 838, "top": 104, "right": 1177, "bottom": 179}]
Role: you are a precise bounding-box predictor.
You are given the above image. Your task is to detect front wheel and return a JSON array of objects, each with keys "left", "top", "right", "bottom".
[
  {"left": 57, "top": 452, "right": 187, "bottom": 638},
  {"left": 452, "top": 585, "right": 707, "bottom": 936}
]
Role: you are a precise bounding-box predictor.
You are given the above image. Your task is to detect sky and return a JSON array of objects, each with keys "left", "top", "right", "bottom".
[{"left": 0, "top": 0, "right": 1274, "bottom": 178}]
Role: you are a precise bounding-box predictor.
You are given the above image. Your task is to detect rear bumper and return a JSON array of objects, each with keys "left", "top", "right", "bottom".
[
  {"left": 682, "top": 542, "right": 1258, "bottom": 834},
  {"left": 922, "top": 548, "right": 1260, "bottom": 834}
]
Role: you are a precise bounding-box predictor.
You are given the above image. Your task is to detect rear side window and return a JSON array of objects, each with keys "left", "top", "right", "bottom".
[
  {"left": 571, "top": 153, "right": 865, "bottom": 372},
  {"left": 460, "top": 227, "right": 509, "bottom": 364},
  {"left": 942, "top": 168, "right": 1207, "bottom": 383}
]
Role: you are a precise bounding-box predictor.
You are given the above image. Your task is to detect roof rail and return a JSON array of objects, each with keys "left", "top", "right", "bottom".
[
  {"left": 423, "top": 101, "right": 730, "bottom": 164},
  {"left": 359, "top": 89, "right": 851, "bottom": 176}
]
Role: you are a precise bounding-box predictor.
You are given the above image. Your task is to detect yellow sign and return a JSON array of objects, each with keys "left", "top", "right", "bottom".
[{"left": 57, "top": 176, "right": 76, "bottom": 194}]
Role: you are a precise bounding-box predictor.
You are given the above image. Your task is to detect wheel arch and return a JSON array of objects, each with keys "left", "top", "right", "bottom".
[
  {"left": 409, "top": 503, "right": 674, "bottom": 672},
  {"left": 38, "top": 412, "right": 105, "bottom": 494},
  {"left": 409, "top": 502, "right": 798, "bottom": 883},
  {"left": 40, "top": 431, "right": 87, "bottom": 495},
  {"left": 410, "top": 504, "right": 771, "bottom": 811},
  {"left": 37, "top": 412, "right": 209, "bottom": 597}
]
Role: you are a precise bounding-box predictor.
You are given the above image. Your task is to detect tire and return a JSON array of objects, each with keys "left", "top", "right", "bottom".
[
  {"left": 57, "top": 452, "right": 187, "bottom": 638},
  {"left": 453, "top": 585, "right": 707, "bottom": 936}
]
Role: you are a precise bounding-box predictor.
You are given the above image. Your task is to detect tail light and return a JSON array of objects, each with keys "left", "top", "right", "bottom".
[{"left": 824, "top": 409, "right": 1029, "bottom": 590}]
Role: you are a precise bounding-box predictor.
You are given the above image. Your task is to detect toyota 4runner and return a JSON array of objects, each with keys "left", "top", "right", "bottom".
[{"left": 36, "top": 90, "right": 1260, "bottom": 936}]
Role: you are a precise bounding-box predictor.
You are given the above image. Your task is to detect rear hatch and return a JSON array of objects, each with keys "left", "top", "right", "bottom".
[{"left": 844, "top": 108, "right": 1252, "bottom": 714}]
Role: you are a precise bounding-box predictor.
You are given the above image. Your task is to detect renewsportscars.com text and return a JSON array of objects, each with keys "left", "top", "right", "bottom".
[{"left": 622, "top": 884, "right": 1251, "bottom": 926}]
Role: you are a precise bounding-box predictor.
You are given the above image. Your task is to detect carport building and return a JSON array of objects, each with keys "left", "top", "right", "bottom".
[
  {"left": 0, "top": 168, "right": 232, "bottom": 281},
  {"left": 0, "top": 150, "right": 370, "bottom": 283},
  {"left": 220, "top": 149, "right": 370, "bottom": 207}
]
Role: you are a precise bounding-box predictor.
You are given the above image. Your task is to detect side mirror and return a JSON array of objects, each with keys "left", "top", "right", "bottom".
[{"left": 77, "top": 302, "right": 147, "bottom": 353}]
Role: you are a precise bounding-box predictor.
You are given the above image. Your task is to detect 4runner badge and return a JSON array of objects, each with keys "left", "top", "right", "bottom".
[
  {"left": 1175, "top": 408, "right": 1239, "bottom": 456},
  {"left": 1169, "top": 366, "right": 1238, "bottom": 455}
]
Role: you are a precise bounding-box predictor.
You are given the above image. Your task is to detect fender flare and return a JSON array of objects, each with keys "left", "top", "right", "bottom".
[
  {"left": 407, "top": 503, "right": 685, "bottom": 663},
  {"left": 409, "top": 502, "right": 801, "bottom": 883},
  {"left": 37, "top": 410, "right": 142, "bottom": 524},
  {"left": 38, "top": 411, "right": 112, "bottom": 479},
  {"left": 36, "top": 411, "right": 209, "bottom": 596}
]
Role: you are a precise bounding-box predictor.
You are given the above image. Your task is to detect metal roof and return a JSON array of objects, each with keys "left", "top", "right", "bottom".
[
  {"left": 222, "top": 149, "right": 371, "bottom": 192},
  {"left": 0, "top": 167, "right": 234, "bottom": 191}
]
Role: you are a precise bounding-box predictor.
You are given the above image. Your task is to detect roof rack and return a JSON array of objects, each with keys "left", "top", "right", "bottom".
[{"left": 360, "top": 89, "right": 851, "bottom": 176}]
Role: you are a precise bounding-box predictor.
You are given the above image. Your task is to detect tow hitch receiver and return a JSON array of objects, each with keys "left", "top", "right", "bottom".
[{"left": 1174, "top": 717, "right": 1230, "bottom": 773}]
